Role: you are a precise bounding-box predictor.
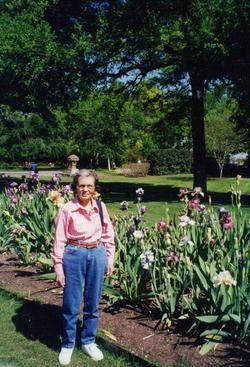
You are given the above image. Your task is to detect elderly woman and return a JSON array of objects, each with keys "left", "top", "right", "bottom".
[{"left": 51, "top": 169, "right": 115, "bottom": 365}]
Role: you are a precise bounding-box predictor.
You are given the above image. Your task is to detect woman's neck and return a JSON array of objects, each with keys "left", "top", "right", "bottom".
[{"left": 78, "top": 197, "right": 92, "bottom": 208}]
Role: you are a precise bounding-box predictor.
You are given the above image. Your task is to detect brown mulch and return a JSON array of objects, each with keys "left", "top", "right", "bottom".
[{"left": 0, "top": 253, "right": 249, "bottom": 367}]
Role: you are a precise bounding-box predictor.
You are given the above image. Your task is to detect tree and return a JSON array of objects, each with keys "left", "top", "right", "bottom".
[
  {"left": 0, "top": 0, "right": 102, "bottom": 163},
  {"left": 0, "top": 105, "right": 71, "bottom": 162},
  {"left": 0, "top": 0, "right": 95, "bottom": 113},
  {"left": 1, "top": 0, "right": 250, "bottom": 179},
  {"left": 205, "top": 93, "right": 243, "bottom": 178},
  {"left": 77, "top": 0, "right": 250, "bottom": 192},
  {"left": 120, "top": 83, "right": 168, "bottom": 162},
  {"left": 150, "top": 91, "right": 192, "bottom": 150},
  {"left": 70, "top": 89, "right": 127, "bottom": 168}
]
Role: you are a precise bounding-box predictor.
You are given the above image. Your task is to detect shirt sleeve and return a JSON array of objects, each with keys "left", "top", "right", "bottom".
[
  {"left": 51, "top": 206, "right": 68, "bottom": 276},
  {"left": 100, "top": 202, "right": 115, "bottom": 267}
]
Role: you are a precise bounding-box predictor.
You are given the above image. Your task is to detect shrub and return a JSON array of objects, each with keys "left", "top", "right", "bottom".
[
  {"left": 149, "top": 148, "right": 192, "bottom": 175},
  {"left": 0, "top": 161, "right": 20, "bottom": 170},
  {"left": 120, "top": 162, "right": 150, "bottom": 177},
  {"left": 0, "top": 162, "right": 9, "bottom": 170}
]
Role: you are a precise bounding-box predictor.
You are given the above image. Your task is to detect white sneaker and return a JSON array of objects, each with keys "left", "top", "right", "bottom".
[
  {"left": 58, "top": 347, "right": 74, "bottom": 365},
  {"left": 82, "top": 343, "right": 104, "bottom": 361}
]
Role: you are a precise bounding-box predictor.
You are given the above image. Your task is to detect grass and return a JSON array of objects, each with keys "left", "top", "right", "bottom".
[
  {"left": 97, "top": 171, "right": 250, "bottom": 194},
  {"left": 0, "top": 288, "right": 193, "bottom": 367},
  {"left": 39, "top": 171, "right": 250, "bottom": 196},
  {"left": 97, "top": 171, "right": 250, "bottom": 225},
  {"left": 2, "top": 170, "right": 250, "bottom": 226},
  {"left": 106, "top": 200, "right": 250, "bottom": 227}
]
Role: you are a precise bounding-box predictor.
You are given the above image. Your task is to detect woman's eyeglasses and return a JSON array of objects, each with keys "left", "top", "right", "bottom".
[{"left": 77, "top": 184, "right": 95, "bottom": 190}]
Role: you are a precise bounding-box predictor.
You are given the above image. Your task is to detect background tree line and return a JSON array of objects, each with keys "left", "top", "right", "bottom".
[{"left": 0, "top": 0, "right": 250, "bottom": 189}]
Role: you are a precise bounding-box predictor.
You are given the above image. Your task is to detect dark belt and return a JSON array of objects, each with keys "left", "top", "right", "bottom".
[{"left": 68, "top": 239, "right": 99, "bottom": 248}]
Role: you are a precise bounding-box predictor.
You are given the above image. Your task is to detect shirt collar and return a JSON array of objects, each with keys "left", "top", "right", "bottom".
[{"left": 71, "top": 197, "right": 99, "bottom": 213}]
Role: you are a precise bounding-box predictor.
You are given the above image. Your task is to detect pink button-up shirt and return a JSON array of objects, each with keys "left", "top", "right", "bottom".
[{"left": 51, "top": 198, "right": 115, "bottom": 276}]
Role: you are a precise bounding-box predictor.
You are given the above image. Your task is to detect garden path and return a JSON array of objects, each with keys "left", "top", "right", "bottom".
[{"left": 0, "top": 169, "right": 63, "bottom": 178}]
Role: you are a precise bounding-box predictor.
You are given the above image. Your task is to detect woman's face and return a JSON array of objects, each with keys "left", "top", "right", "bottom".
[{"left": 76, "top": 176, "right": 95, "bottom": 205}]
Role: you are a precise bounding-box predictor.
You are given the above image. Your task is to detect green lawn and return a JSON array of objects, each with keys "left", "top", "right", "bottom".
[
  {"left": 106, "top": 200, "right": 250, "bottom": 227},
  {"left": 97, "top": 171, "right": 250, "bottom": 194},
  {"left": 55, "top": 174, "right": 250, "bottom": 225},
  {"left": 3, "top": 170, "right": 250, "bottom": 226},
  {"left": 55, "top": 171, "right": 250, "bottom": 195},
  {"left": 0, "top": 289, "right": 156, "bottom": 367},
  {"left": 0, "top": 288, "right": 193, "bottom": 367},
  {"left": 96, "top": 171, "right": 250, "bottom": 225}
]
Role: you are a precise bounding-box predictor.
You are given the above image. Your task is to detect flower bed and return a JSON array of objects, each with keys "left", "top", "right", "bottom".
[{"left": 0, "top": 174, "right": 249, "bottom": 355}]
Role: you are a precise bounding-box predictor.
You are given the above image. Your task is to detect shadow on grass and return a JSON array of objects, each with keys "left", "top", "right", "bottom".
[
  {"left": 11, "top": 294, "right": 62, "bottom": 351},
  {"left": 1, "top": 177, "right": 250, "bottom": 206},
  {"left": 1, "top": 289, "right": 250, "bottom": 367},
  {"left": 100, "top": 181, "right": 250, "bottom": 206},
  {"left": 101, "top": 181, "right": 181, "bottom": 203},
  {"left": 0, "top": 289, "right": 157, "bottom": 367}
]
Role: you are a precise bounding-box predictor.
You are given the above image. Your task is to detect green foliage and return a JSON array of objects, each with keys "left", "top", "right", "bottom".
[
  {"left": 6, "top": 193, "right": 56, "bottom": 265},
  {"left": 149, "top": 148, "right": 192, "bottom": 175},
  {"left": 68, "top": 83, "right": 167, "bottom": 166},
  {"left": 81, "top": 0, "right": 250, "bottom": 190},
  {"left": 70, "top": 89, "right": 127, "bottom": 166},
  {"left": 0, "top": 174, "right": 249, "bottom": 354},
  {"left": 0, "top": 0, "right": 250, "bottom": 191},
  {"left": 150, "top": 233, "right": 190, "bottom": 323},
  {"left": 205, "top": 90, "right": 245, "bottom": 178},
  {"left": 0, "top": 105, "right": 71, "bottom": 162},
  {"left": 0, "top": 0, "right": 96, "bottom": 111},
  {"left": 0, "top": 178, "right": 73, "bottom": 269},
  {"left": 105, "top": 215, "right": 153, "bottom": 304},
  {"left": 0, "top": 208, "right": 13, "bottom": 252},
  {"left": 107, "top": 179, "right": 250, "bottom": 352}
]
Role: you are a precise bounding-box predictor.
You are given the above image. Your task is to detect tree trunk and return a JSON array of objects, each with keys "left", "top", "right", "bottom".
[
  {"left": 190, "top": 73, "right": 207, "bottom": 194},
  {"left": 95, "top": 152, "right": 99, "bottom": 167},
  {"left": 107, "top": 156, "right": 111, "bottom": 171},
  {"left": 219, "top": 165, "right": 223, "bottom": 179},
  {"left": 213, "top": 153, "right": 224, "bottom": 179}
]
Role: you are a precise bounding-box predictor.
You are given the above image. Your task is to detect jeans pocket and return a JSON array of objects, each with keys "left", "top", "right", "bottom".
[
  {"left": 99, "top": 244, "right": 108, "bottom": 271},
  {"left": 64, "top": 245, "right": 78, "bottom": 256}
]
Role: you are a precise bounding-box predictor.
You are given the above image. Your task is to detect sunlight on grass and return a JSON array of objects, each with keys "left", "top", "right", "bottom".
[
  {"left": 98, "top": 171, "right": 250, "bottom": 195},
  {"left": 106, "top": 201, "right": 181, "bottom": 226},
  {"left": 59, "top": 170, "right": 250, "bottom": 195},
  {"left": 97, "top": 171, "right": 250, "bottom": 225},
  {"left": 0, "top": 289, "right": 164, "bottom": 367},
  {"left": 3, "top": 170, "right": 250, "bottom": 226},
  {"left": 106, "top": 200, "right": 250, "bottom": 226},
  {"left": 0, "top": 288, "right": 194, "bottom": 367}
]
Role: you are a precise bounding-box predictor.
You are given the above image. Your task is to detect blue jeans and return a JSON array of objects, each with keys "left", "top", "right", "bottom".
[{"left": 62, "top": 244, "right": 107, "bottom": 348}]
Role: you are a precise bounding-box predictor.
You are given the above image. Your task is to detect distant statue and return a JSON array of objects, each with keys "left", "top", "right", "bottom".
[{"left": 67, "top": 155, "right": 79, "bottom": 176}]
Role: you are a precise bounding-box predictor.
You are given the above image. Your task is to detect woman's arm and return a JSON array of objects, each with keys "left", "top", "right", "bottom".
[
  {"left": 51, "top": 206, "right": 68, "bottom": 286},
  {"left": 100, "top": 202, "right": 115, "bottom": 276}
]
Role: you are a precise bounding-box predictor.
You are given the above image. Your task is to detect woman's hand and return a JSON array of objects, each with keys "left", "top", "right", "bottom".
[
  {"left": 106, "top": 264, "right": 114, "bottom": 277},
  {"left": 56, "top": 273, "right": 65, "bottom": 288}
]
